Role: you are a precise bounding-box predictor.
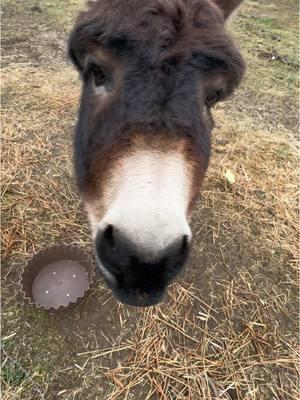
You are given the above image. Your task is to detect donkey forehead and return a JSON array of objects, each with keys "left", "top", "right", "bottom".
[
  {"left": 80, "top": 0, "right": 223, "bottom": 31},
  {"left": 76, "top": 0, "right": 225, "bottom": 56},
  {"left": 71, "top": 0, "right": 246, "bottom": 90}
]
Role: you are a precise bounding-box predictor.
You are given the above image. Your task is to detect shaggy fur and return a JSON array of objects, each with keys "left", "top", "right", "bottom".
[
  {"left": 68, "top": 0, "right": 245, "bottom": 305},
  {"left": 68, "top": 0, "right": 245, "bottom": 201}
]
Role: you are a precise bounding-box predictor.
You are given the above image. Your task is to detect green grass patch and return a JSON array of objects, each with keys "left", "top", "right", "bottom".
[{"left": 1, "top": 361, "right": 26, "bottom": 387}]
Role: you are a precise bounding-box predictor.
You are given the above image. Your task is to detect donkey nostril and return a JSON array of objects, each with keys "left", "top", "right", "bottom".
[
  {"left": 95, "top": 224, "right": 117, "bottom": 262},
  {"left": 96, "top": 224, "right": 123, "bottom": 275},
  {"left": 103, "top": 224, "right": 116, "bottom": 251},
  {"left": 181, "top": 235, "right": 189, "bottom": 253}
]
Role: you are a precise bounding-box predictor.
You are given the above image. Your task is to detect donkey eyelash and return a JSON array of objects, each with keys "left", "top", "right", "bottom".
[
  {"left": 205, "top": 89, "right": 224, "bottom": 107},
  {"left": 91, "top": 64, "right": 108, "bottom": 86},
  {"left": 84, "top": 63, "right": 110, "bottom": 87}
]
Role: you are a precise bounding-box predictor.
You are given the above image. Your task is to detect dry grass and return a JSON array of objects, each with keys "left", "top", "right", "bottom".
[
  {"left": 1, "top": 67, "right": 88, "bottom": 262},
  {"left": 1, "top": 65, "right": 299, "bottom": 400},
  {"left": 74, "top": 283, "right": 298, "bottom": 399},
  {"left": 1, "top": 0, "right": 299, "bottom": 399}
]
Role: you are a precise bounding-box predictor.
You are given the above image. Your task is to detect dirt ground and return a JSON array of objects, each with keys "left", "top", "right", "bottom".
[{"left": 1, "top": 0, "right": 299, "bottom": 399}]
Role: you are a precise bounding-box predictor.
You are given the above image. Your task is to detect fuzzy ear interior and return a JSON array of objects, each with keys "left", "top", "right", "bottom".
[{"left": 212, "top": 0, "right": 244, "bottom": 19}]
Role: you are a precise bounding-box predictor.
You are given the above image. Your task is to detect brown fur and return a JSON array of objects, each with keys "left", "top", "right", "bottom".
[
  {"left": 68, "top": 0, "right": 245, "bottom": 227},
  {"left": 84, "top": 133, "right": 200, "bottom": 218},
  {"left": 68, "top": 0, "right": 245, "bottom": 305}
]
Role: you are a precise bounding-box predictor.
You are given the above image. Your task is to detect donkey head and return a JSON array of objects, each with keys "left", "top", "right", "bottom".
[{"left": 68, "top": 0, "right": 245, "bottom": 306}]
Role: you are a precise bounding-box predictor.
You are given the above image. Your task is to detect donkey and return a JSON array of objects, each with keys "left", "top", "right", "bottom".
[{"left": 68, "top": 0, "right": 245, "bottom": 306}]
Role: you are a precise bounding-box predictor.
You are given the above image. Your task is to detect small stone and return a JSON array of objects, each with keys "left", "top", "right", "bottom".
[
  {"left": 72, "top": 274, "right": 76, "bottom": 278},
  {"left": 66, "top": 293, "right": 70, "bottom": 297},
  {"left": 30, "top": 5, "right": 42, "bottom": 13},
  {"left": 53, "top": 272, "right": 56, "bottom": 275},
  {"left": 45, "top": 290, "right": 49, "bottom": 294}
]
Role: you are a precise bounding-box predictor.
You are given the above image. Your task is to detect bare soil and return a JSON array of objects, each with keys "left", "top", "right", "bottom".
[{"left": 1, "top": 1, "right": 299, "bottom": 399}]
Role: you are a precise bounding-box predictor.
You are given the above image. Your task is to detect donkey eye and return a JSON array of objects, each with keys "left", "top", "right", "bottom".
[
  {"left": 205, "top": 89, "right": 223, "bottom": 107},
  {"left": 90, "top": 64, "right": 108, "bottom": 87}
]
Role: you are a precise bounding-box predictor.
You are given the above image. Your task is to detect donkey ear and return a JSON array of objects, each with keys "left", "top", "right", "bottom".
[{"left": 213, "top": 0, "right": 244, "bottom": 19}]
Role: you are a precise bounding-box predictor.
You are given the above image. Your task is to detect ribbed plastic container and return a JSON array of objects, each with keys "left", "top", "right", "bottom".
[{"left": 19, "top": 245, "right": 95, "bottom": 311}]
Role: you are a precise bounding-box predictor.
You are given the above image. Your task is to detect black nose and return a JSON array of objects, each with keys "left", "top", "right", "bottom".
[{"left": 95, "top": 225, "right": 190, "bottom": 306}]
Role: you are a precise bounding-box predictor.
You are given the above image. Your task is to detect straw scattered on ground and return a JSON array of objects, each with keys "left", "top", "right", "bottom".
[{"left": 1, "top": 0, "right": 299, "bottom": 399}]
